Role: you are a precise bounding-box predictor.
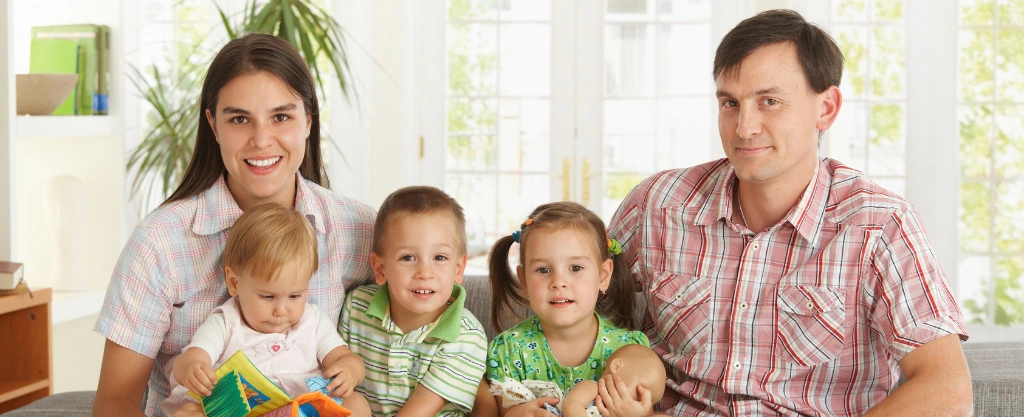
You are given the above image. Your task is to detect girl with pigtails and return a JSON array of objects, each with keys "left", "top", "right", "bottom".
[{"left": 480, "top": 201, "right": 656, "bottom": 417}]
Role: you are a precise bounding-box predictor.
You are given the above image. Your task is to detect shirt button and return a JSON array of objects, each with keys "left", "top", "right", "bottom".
[
  {"left": 806, "top": 302, "right": 815, "bottom": 310},
  {"left": 732, "top": 362, "right": 742, "bottom": 370},
  {"left": 674, "top": 293, "right": 683, "bottom": 300},
  {"left": 751, "top": 242, "right": 760, "bottom": 250},
  {"left": 739, "top": 302, "right": 748, "bottom": 310}
]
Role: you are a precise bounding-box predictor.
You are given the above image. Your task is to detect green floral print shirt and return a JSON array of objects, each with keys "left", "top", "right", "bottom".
[{"left": 486, "top": 313, "right": 650, "bottom": 394}]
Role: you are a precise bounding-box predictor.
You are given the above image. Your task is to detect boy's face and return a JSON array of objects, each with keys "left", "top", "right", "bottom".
[
  {"left": 226, "top": 260, "right": 311, "bottom": 334},
  {"left": 370, "top": 211, "right": 467, "bottom": 331}
]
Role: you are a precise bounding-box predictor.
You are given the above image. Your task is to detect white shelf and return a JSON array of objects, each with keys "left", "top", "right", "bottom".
[
  {"left": 16, "top": 115, "right": 120, "bottom": 139},
  {"left": 51, "top": 289, "right": 105, "bottom": 325}
]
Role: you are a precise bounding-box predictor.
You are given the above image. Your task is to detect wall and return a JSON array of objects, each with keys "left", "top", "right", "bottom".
[{"left": 52, "top": 314, "right": 104, "bottom": 393}]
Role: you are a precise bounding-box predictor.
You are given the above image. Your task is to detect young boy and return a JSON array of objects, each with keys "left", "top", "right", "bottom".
[{"left": 339, "top": 186, "right": 488, "bottom": 416}]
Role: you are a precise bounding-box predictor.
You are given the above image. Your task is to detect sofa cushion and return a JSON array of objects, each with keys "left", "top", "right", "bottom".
[
  {"left": 963, "top": 341, "right": 1024, "bottom": 416},
  {"left": 0, "top": 391, "right": 93, "bottom": 417}
]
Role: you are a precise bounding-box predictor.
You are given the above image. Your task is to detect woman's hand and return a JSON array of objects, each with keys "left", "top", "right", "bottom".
[
  {"left": 504, "top": 397, "right": 561, "bottom": 417},
  {"left": 595, "top": 375, "right": 652, "bottom": 417}
]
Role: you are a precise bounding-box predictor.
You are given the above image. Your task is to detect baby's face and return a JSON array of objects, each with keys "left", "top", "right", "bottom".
[{"left": 231, "top": 260, "right": 311, "bottom": 333}]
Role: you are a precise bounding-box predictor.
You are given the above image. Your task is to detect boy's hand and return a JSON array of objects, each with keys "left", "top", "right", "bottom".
[
  {"left": 506, "top": 397, "right": 560, "bottom": 417},
  {"left": 178, "top": 358, "right": 217, "bottom": 397},
  {"left": 324, "top": 354, "right": 366, "bottom": 398}
]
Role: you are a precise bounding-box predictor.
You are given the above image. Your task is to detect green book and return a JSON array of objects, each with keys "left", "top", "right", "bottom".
[
  {"left": 31, "top": 24, "right": 103, "bottom": 115},
  {"left": 28, "top": 38, "right": 80, "bottom": 115}
]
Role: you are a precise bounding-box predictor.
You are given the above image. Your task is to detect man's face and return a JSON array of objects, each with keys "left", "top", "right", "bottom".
[{"left": 715, "top": 42, "right": 837, "bottom": 186}]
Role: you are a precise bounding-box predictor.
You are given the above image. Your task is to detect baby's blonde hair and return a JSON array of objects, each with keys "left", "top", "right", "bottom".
[{"left": 223, "top": 203, "right": 319, "bottom": 280}]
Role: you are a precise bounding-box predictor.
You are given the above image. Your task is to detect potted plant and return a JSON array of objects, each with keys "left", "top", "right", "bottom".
[{"left": 127, "top": 0, "right": 354, "bottom": 209}]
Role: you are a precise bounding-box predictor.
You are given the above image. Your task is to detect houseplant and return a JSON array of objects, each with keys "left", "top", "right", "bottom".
[{"left": 127, "top": 0, "right": 354, "bottom": 209}]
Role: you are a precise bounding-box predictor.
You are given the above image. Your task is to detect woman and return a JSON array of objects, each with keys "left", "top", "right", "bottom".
[{"left": 92, "top": 34, "right": 375, "bottom": 417}]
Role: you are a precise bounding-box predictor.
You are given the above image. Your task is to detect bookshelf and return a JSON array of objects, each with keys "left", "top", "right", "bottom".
[{"left": 0, "top": 284, "right": 52, "bottom": 414}]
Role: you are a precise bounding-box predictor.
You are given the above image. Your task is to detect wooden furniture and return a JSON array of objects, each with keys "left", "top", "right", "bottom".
[{"left": 0, "top": 283, "right": 52, "bottom": 414}]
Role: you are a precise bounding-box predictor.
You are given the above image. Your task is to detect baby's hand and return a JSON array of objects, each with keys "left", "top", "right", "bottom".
[
  {"left": 324, "top": 356, "right": 365, "bottom": 398},
  {"left": 179, "top": 359, "right": 217, "bottom": 397}
]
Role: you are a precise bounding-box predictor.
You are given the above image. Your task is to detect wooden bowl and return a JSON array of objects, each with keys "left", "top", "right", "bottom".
[{"left": 16, "top": 73, "right": 79, "bottom": 115}]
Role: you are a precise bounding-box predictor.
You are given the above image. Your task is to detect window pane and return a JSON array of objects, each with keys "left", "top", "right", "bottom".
[
  {"left": 836, "top": 27, "right": 869, "bottom": 98},
  {"left": 871, "top": 0, "right": 904, "bottom": 20},
  {"left": 995, "top": 105, "right": 1024, "bottom": 178},
  {"left": 959, "top": 29, "right": 995, "bottom": 102},
  {"left": 829, "top": 101, "right": 870, "bottom": 173},
  {"left": 993, "top": 257, "right": 1024, "bottom": 325},
  {"left": 834, "top": 0, "right": 868, "bottom": 21},
  {"left": 499, "top": 24, "right": 551, "bottom": 96},
  {"left": 605, "top": 24, "right": 655, "bottom": 97},
  {"left": 960, "top": 181, "right": 992, "bottom": 253},
  {"left": 607, "top": 0, "right": 651, "bottom": 16},
  {"left": 501, "top": 0, "right": 551, "bottom": 21},
  {"left": 657, "top": 24, "right": 712, "bottom": 96},
  {"left": 497, "top": 174, "right": 550, "bottom": 237},
  {"left": 605, "top": 99, "right": 656, "bottom": 137},
  {"left": 960, "top": 0, "right": 995, "bottom": 25},
  {"left": 657, "top": 98, "right": 711, "bottom": 170},
  {"left": 447, "top": 98, "right": 497, "bottom": 134},
  {"left": 997, "top": 0, "right": 1024, "bottom": 25},
  {"left": 446, "top": 135, "right": 497, "bottom": 171},
  {"left": 868, "top": 103, "right": 906, "bottom": 176},
  {"left": 603, "top": 173, "right": 648, "bottom": 221},
  {"left": 447, "top": 173, "right": 497, "bottom": 242},
  {"left": 873, "top": 178, "right": 905, "bottom": 196},
  {"left": 496, "top": 98, "right": 551, "bottom": 171},
  {"left": 656, "top": 0, "right": 711, "bottom": 21},
  {"left": 994, "top": 180, "right": 1024, "bottom": 253},
  {"left": 959, "top": 255, "right": 992, "bottom": 324},
  {"left": 448, "top": 23, "right": 498, "bottom": 96},
  {"left": 996, "top": 29, "right": 1024, "bottom": 102},
  {"left": 871, "top": 27, "right": 906, "bottom": 98},
  {"left": 448, "top": 0, "right": 499, "bottom": 20},
  {"left": 959, "top": 105, "right": 994, "bottom": 178}
]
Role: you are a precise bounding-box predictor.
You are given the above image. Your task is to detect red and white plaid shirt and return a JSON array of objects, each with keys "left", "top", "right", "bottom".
[{"left": 608, "top": 158, "right": 967, "bottom": 417}]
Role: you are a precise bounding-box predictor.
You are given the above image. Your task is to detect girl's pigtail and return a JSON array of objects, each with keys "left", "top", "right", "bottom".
[
  {"left": 597, "top": 251, "right": 638, "bottom": 330},
  {"left": 488, "top": 235, "right": 526, "bottom": 333}
]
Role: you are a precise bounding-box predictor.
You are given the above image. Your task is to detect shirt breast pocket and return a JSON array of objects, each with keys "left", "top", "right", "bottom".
[
  {"left": 649, "top": 271, "right": 712, "bottom": 356},
  {"left": 774, "top": 285, "right": 847, "bottom": 366}
]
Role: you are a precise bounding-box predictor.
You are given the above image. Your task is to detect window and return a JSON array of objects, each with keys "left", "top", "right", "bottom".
[
  {"left": 827, "top": 0, "right": 908, "bottom": 196},
  {"left": 957, "top": 0, "right": 1024, "bottom": 327}
]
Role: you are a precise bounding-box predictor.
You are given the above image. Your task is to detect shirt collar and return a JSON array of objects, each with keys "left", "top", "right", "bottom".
[
  {"left": 366, "top": 283, "right": 467, "bottom": 343},
  {"left": 695, "top": 159, "right": 831, "bottom": 246},
  {"left": 192, "top": 172, "right": 326, "bottom": 236}
]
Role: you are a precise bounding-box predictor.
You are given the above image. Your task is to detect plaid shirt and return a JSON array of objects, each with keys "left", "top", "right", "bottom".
[
  {"left": 94, "top": 174, "right": 375, "bottom": 416},
  {"left": 608, "top": 158, "right": 967, "bottom": 417}
]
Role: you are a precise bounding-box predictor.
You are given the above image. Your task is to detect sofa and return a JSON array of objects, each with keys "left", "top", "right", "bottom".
[{"left": 3, "top": 275, "right": 1023, "bottom": 416}]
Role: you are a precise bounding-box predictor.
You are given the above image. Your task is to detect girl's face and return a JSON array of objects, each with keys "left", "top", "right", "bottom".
[
  {"left": 226, "top": 260, "right": 312, "bottom": 334},
  {"left": 516, "top": 227, "right": 613, "bottom": 334},
  {"left": 206, "top": 71, "right": 311, "bottom": 212}
]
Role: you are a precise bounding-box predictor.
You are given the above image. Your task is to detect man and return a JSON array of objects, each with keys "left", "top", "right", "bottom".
[{"left": 603, "top": 9, "right": 973, "bottom": 417}]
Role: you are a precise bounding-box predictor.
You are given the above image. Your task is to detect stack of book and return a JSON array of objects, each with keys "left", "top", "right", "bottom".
[{"left": 28, "top": 24, "right": 111, "bottom": 115}]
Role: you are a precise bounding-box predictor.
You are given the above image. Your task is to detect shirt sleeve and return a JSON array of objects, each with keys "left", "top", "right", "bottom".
[
  {"left": 93, "top": 224, "right": 173, "bottom": 359},
  {"left": 869, "top": 205, "right": 968, "bottom": 361},
  {"left": 486, "top": 332, "right": 525, "bottom": 385},
  {"left": 311, "top": 304, "right": 347, "bottom": 362},
  {"left": 183, "top": 309, "right": 228, "bottom": 362},
  {"left": 420, "top": 326, "right": 488, "bottom": 412}
]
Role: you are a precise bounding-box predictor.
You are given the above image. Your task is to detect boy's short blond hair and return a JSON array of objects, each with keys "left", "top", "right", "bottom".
[
  {"left": 223, "top": 203, "right": 319, "bottom": 280},
  {"left": 372, "top": 186, "right": 467, "bottom": 256}
]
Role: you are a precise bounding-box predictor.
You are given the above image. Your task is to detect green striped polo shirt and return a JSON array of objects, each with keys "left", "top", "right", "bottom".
[{"left": 340, "top": 283, "right": 487, "bottom": 417}]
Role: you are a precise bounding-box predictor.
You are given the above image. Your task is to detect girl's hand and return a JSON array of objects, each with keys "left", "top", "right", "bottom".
[
  {"left": 180, "top": 359, "right": 217, "bottom": 397},
  {"left": 595, "top": 375, "right": 652, "bottom": 417},
  {"left": 506, "top": 397, "right": 560, "bottom": 417},
  {"left": 324, "top": 354, "right": 366, "bottom": 398}
]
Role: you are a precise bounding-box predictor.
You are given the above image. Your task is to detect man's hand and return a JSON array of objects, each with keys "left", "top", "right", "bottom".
[
  {"left": 324, "top": 350, "right": 366, "bottom": 398},
  {"left": 171, "top": 348, "right": 216, "bottom": 397},
  {"left": 595, "top": 375, "right": 652, "bottom": 417},
  {"left": 504, "top": 397, "right": 560, "bottom": 417}
]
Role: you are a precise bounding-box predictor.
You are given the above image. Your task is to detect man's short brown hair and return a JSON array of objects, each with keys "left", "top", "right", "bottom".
[
  {"left": 372, "top": 186, "right": 467, "bottom": 256},
  {"left": 713, "top": 9, "right": 844, "bottom": 93},
  {"left": 223, "top": 203, "right": 318, "bottom": 280}
]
